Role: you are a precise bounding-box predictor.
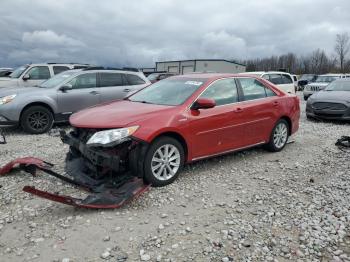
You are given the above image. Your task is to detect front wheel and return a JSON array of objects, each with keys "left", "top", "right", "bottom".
[
  {"left": 21, "top": 106, "right": 54, "bottom": 134},
  {"left": 144, "top": 136, "right": 184, "bottom": 187},
  {"left": 265, "top": 119, "right": 289, "bottom": 152}
]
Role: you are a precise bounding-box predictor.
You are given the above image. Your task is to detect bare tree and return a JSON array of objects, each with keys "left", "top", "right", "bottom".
[{"left": 334, "top": 33, "right": 350, "bottom": 73}]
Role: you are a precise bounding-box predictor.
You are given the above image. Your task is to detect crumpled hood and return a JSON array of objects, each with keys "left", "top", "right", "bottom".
[
  {"left": 70, "top": 100, "right": 177, "bottom": 129},
  {"left": 0, "top": 86, "right": 42, "bottom": 97},
  {"left": 311, "top": 90, "right": 350, "bottom": 101}
]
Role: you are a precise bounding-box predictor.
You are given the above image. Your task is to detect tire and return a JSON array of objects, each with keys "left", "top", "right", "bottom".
[
  {"left": 21, "top": 106, "right": 54, "bottom": 134},
  {"left": 144, "top": 136, "right": 185, "bottom": 187},
  {"left": 304, "top": 96, "right": 308, "bottom": 101},
  {"left": 265, "top": 119, "right": 289, "bottom": 152}
]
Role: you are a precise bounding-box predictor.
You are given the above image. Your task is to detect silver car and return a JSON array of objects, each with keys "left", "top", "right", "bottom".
[
  {"left": 0, "top": 69, "right": 150, "bottom": 134},
  {"left": 0, "top": 63, "right": 89, "bottom": 88}
]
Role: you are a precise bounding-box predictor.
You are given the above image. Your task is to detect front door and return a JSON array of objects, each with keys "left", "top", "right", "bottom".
[
  {"left": 187, "top": 78, "right": 242, "bottom": 159},
  {"left": 22, "top": 66, "right": 51, "bottom": 87},
  {"left": 57, "top": 73, "right": 100, "bottom": 118}
]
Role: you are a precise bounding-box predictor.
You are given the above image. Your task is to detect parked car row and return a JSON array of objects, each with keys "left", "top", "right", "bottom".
[
  {"left": 0, "top": 63, "right": 90, "bottom": 89},
  {"left": 0, "top": 68, "right": 150, "bottom": 133},
  {"left": 303, "top": 74, "right": 350, "bottom": 100}
]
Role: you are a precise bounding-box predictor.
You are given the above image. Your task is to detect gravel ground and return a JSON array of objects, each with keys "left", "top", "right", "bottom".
[{"left": 0, "top": 95, "right": 350, "bottom": 262}]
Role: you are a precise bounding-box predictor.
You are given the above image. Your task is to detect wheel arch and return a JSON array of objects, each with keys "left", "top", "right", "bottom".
[
  {"left": 20, "top": 102, "right": 55, "bottom": 120},
  {"left": 279, "top": 116, "right": 292, "bottom": 136},
  {"left": 151, "top": 131, "right": 189, "bottom": 162}
]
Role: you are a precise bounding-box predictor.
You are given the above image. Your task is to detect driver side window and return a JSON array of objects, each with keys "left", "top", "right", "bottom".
[
  {"left": 68, "top": 73, "right": 97, "bottom": 89},
  {"left": 27, "top": 66, "right": 50, "bottom": 80},
  {"left": 199, "top": 78, "right": 238, "bottom": 106}
]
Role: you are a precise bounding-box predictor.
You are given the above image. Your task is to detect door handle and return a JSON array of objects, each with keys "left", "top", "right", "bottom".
[
  {"left": 234, "top": 107, "right": 243, "bottom": 113},
  {"left": 89, "top": 91, "right": 99, "bottom": 95},
  {"left": 123, "top": 88, "right": 131, "bottom": 92},
  {"left": 273, "top": 101, "right": 279, "bottom": 107}
]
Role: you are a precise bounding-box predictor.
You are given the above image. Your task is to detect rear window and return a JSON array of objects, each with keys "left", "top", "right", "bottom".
[
  {"left": 53, "top": 66, "right": 69, "bottom": 75},
  {"left": 99, "top": 73, "right": 124, "bottom": 87},
  {"left": 281, "top": 74, "right": 293, "bottom": 84},
  {"left": 126, "top": 74, "right": 146, "bottom": 85}
]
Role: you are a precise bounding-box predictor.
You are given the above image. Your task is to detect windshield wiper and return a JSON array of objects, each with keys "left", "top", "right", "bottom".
[{"left": 130, "top": 100, "right": 153, "bottom": 104}]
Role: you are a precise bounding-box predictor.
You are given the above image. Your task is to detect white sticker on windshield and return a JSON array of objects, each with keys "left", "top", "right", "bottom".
[
  {"left": 61, "top": 75, "right": 70, "bottom": 78},
  {"left": 185, "top": 81, "right": 202, "bottom": 86}
]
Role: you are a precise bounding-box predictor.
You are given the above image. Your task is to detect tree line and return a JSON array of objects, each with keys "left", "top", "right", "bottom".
[{"left": 240, "top": 33, "right": 350, "bottom": 75}]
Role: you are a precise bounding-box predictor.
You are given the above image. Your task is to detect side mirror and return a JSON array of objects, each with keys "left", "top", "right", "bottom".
[
  {"left": 22, "top": 74, "right": 30, "bottom": 80},
  {"left": 191, "top": 98, "right": 216, "bottom": 110},
  {"left": 60, "top": 84, "right": 73, "bottom": 92}
]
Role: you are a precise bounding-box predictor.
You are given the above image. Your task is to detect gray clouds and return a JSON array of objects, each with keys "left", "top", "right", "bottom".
[{"left": 1, "top": 0, "right": 350, "bottom": 68}]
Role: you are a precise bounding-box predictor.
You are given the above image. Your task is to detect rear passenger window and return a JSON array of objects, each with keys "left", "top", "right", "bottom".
[
  {"left": 268, "top": 74, "right": 283, "bottom": 85},
  {"left": 53, "top": 66, "right": 69, "bottom": 75},
  {"left": 126, "top": 74, "right": 146, "bottom": 85},
  {"left": 238, "top": 78, "right": 275, "bottom": 100},
  {"left": 100, "top": 73, "right": 124, "bottom": 87},
  {"left": 68, "top": 73, "right": 97, "bottom": 89},
  {"left": 281, "top": 74, "right": 293, "bottom": 84},
  {"left": 199, "top": 78, "right": 238, "bottom": 106},
  {"left": 27, "top": 66, "right": 50, "bottom": 80}
]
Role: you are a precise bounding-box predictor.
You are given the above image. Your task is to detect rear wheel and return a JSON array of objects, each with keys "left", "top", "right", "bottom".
[
  {"left": 144, "top": 136, "right": 184, "bottom": 187},
  {"left": 265, "top": 119, "right": 289, "bottom": 152},
  {"left": 21, "top": 106, "right": 54, "bottom": 134}
]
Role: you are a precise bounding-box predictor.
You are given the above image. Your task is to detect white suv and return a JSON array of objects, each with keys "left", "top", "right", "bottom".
[
  {"left": 0, "top": 63, "right": 89, "bottom": 88},
  {"left": 239, "top": 71, "right": 295, "bottom": 94}
]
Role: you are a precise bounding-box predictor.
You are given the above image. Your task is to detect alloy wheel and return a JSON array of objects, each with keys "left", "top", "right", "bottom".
[
  {"left": 27, "top": 111, "right": 49, "bottom": 131},
  {"left": 151, "top": 144, "right": 181, "bottom": 181},
  {"left": 273, "top": 122, "right": 288, "bottom": 149}
]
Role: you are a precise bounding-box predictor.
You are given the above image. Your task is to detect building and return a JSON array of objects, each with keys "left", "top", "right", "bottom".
[{"left": 155, "top": 59, "right": 246, "bottom": 74}]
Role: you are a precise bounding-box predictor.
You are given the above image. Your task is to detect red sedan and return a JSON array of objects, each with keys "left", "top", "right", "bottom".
[{"left": 65, "top": 73, "right": 300, "bottom": 187}]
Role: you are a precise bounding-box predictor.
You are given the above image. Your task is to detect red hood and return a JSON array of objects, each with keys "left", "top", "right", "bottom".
[{"left": 70, "top": 100, "right": 175, "bottom": 128}]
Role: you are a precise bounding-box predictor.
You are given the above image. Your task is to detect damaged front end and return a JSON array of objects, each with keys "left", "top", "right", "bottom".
[{"left": 0, "top": 128, "right": 151, "bottom": 209}]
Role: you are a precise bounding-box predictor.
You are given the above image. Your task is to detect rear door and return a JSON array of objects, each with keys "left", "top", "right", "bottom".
[
  {"left": 235, "top": 77, "right": 279, "bottom": 145},
  {"left": 57, "top": 73, "right": 100, "bottom": 116},
  {"left": 98, "top": 72, "right": 128, "bottom": 102}
]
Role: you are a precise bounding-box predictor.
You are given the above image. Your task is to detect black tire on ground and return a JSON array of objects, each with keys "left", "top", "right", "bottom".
[
  {"left": 144, "top": 136, "right": 185, "bottom": 187},
  {"left": 264, "top": 119, "right": 289, "bottom": 152},
  {"left": 21, "top": 105, "right": 54, "bottom": 134}
]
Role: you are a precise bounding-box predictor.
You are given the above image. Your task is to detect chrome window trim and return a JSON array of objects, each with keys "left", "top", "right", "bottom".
[{"left": 187, "top": 76, "right": 277, "bottom": 110}]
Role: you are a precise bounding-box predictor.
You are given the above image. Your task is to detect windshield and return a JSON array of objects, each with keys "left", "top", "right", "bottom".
[
  {"left": 129, "top": 78, "right": 207, "bottom": 106},
  {"left": 10, "top": 65, "right": 29, "bottom": 78},
  {"left": 147, "top": 73, "right": 160, "bottom": 81},
  {"left": 39, "top": 71, "right": 77, "bottom": 88},
  {"left": 315, "top": 76, "right": 338, "bottom": 83},
  {"left": 325, "top": 80, "right": 350, "bottom": 91}
]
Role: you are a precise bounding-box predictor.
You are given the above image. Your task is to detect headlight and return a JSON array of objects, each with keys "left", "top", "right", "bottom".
[
  {"left": 0, "top": 94, "right": 16, "bottom": 105},
  {"left": 86, "top": 126, "right": 139, "bottom": 147}
]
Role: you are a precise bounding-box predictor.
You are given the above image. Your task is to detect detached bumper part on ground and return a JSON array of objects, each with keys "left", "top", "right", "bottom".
[{"left": 0, "top": 131, "right": 151, "bottom": 209}]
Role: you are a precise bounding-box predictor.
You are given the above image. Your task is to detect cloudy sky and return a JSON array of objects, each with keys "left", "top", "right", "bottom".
[{"left": 0, "top": 0, "right": 349, "bottom": 68}]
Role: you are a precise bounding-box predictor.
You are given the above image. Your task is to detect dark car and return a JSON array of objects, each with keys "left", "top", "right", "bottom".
[
  {"left": 297, "top": 74, "right": 318, "bottom": 91},
  {"left": 147, "top": 72, "right": 177, "bottom": 83},
  {"left": 306, "top": 78, "right": 350, "bottom": 120},
  {"left": 0, "top": 69, "right": 13, "bottom": 77}
]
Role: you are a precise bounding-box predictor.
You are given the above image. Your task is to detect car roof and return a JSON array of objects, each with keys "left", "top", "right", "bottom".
[
  {"left": 240, "top": 71, "right": 291, "bottom": 75},
  {"left": 171, "top": 73, "right": 260, "bottom": 81}
]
